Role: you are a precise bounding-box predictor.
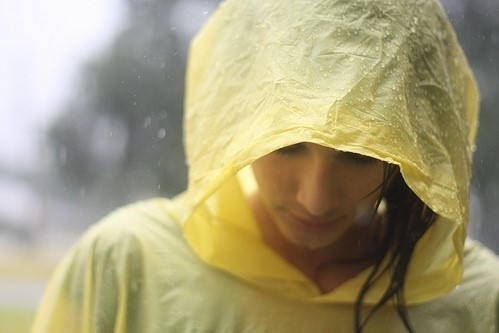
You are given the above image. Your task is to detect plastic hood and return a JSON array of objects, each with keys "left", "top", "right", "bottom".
[{"left": 182, "top": 0, "right": 479, "bottom": 303}]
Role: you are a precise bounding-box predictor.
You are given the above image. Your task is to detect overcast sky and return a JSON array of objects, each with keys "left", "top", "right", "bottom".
[
  {"left": 0, "top": 0, "right": 125, "bottom": 227},
  {"left": 0, "top": 0, "right": 125, "bottom": 173}
]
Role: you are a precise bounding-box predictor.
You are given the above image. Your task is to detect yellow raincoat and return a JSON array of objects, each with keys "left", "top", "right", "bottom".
[{"left": 31, "top": 0, "right": 499, "bottom": 332}]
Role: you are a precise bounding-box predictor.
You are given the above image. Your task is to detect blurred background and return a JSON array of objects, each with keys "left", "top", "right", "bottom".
[{"left": 0, "top": 0, "right": 497, "bottom": 331}]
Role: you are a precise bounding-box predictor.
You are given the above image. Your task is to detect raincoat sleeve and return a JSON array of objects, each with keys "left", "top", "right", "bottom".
[{"left": 30, "top": 211, "right": 149, "bottom": 333}]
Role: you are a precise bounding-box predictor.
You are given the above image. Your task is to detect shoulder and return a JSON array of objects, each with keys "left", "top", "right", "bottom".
[
  {"left": 86, "top": 196, "right": 185, "bottom": 244},
  {"left": 31, "top": 196, "right": 194, "bottom": 332},
  {"left": 413, "top": 238, "right": 499, "bottom": 333},
  {"left": 41, "top": 195, "right": 194, "bottom": 306},
  {"left": 64, "top": 195, "right": 191, "bottom": 274},
  {"left": 462, "top": 238, "right": 499, "bottom": 287}
]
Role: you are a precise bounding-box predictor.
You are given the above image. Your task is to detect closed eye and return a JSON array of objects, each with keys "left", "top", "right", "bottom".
[
  {"left": 274, "top": 143, "right": 306, "bottom": 155},
  {"left": 342, "top": 152, "right": 378, "bottom": 165}
]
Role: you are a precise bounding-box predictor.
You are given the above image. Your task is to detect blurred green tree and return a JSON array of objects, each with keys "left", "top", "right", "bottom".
[{"left": 49, "top": 0, "right": 219, "bottom": 208}]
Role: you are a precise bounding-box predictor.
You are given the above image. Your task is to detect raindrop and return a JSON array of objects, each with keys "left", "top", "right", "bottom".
[
  {"left": 159, "top": 111, "right": 168, "bottom": 120},
  {"left": 58, "top": 146, "right": 68, "bottom": 164},
  {"left": 144, "top": 116, "right": 152, "bottom": 128},
  {"left": 491, "top": 31, "right": 499, "bottom": 45},
  {"left": 157, "top": 128, "right": 167, "bottom": 139},
  {"left": 471, "top": 144, "right": 477, "bottom": 152}
]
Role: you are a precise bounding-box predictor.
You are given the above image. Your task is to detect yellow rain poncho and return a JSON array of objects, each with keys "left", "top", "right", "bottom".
[{"left": 31, "top": 0, "right": 499, "bottom": 332}]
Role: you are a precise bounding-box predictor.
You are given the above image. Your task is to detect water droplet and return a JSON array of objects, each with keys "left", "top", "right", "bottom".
[
  {"left": 157, "top": 128, "right": 166, "bottom": 139},
  {"left": 143, "top": 116, "right": 152, "bottom": 128},
  {"left": 58, "top": 146, "right": 67, "bottom": 164}
]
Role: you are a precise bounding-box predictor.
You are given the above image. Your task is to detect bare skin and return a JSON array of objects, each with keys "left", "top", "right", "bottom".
[{"left": 250, "top": 143, "right": 387, "bottom": 293}]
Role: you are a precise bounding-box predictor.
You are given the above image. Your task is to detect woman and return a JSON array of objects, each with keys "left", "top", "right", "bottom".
[{"left": 31, "top": 0, "right": 499, "bottom": 332}]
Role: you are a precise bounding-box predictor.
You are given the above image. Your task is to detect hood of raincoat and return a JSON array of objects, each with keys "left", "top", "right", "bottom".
[{"left": 182, "top": 0, "right": 479, "bottom": 304}]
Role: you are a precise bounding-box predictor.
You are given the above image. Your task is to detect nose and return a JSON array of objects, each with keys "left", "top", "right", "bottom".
[{"left": 295, "top": 155, "right": 341, "bottom": 217}]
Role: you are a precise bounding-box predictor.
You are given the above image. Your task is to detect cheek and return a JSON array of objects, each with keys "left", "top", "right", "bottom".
[{"left": 252, "top": 160, "right": 295, "bottom": 198}]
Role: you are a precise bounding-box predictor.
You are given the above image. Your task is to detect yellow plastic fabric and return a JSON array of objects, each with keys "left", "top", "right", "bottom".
[{"left": 183, "top": 0, "right": 479, "bottom": 304}]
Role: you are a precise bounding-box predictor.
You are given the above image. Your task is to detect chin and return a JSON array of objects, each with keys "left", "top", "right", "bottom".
[{"left": 285, "top": 232, "right": 341, "bottom": 250}]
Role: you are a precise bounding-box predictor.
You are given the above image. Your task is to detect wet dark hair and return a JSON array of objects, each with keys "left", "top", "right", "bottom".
[{"left": 353, "top": 163, "right": 437, "bottom": 332}]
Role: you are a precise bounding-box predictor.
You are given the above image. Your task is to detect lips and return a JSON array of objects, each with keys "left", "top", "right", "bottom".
[{"left": 290, "top": 212, "right": 341, "bottom": 230}]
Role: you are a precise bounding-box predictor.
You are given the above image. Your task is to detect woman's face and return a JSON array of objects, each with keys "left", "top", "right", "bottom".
[{"left": 251, "top": 142, "right": 385, "bottom": 250}]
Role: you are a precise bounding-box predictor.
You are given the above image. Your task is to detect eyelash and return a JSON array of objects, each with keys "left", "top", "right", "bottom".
[
  {"left": 275, "top": 144, "right": 305, "bottom": 155},
  {"left": 343, "top": 152, "right": 378, "bottom": 165},
  {"left": 275, "top": 145, "right": 377, "bottom": 165}
]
